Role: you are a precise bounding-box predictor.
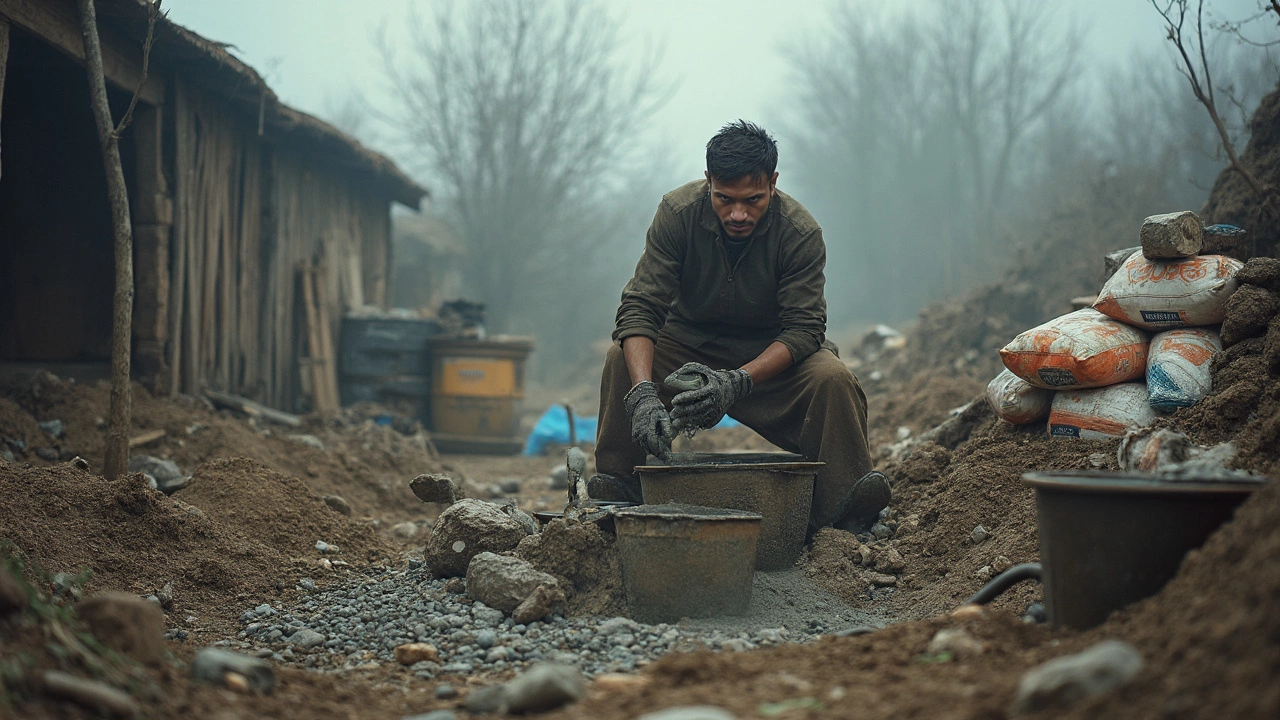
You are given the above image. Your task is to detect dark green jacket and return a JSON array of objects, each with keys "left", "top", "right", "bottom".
[{"left": 613, "top": 179, "right": 828, "bottom": 363}]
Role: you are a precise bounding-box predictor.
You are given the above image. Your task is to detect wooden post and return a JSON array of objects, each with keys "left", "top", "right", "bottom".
[
  {"left": 132, "top": 102, "right": 172, "bottom": 392},
  {"left": 1, "top": 18, "right": 9, "bottom": 182},
  {"left": 76, "top": 0, "right": 134, "bottom": 480}
]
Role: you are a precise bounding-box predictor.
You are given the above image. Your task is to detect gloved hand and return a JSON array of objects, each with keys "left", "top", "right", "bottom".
[
  {"left": 665, "top": 362, "right": 753, "bottom": 431},
  {"left": 624, "top": 380, "right": 675, "bottom": 461}
]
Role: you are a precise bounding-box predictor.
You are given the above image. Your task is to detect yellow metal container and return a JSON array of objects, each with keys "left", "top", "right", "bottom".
[{"left": 428, "top": 337, "right": 533, "bottom": 453}]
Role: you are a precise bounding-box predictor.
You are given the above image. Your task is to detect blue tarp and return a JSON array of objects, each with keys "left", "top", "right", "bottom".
[{"left": 522, "top": 405, "right": 740, "bottom": 456}]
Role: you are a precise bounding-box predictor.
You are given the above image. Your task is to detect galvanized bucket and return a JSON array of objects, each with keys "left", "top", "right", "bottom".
[
  {"left": 1022, "top": 471, "right": 1263, "bottom": 629},
  {"left": 636, "top": 453, "right": 822, "bottom": 571},
  {"left": 614, "top": 504, "right": 762, "bottom": 624}
]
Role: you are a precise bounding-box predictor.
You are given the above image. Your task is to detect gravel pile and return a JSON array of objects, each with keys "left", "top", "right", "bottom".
[{"left": 225, "top": 561, "right": 881, "bottom": 678}]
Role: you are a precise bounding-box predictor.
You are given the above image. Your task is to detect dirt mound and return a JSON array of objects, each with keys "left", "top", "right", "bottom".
[
  {"left": 0, "top": 462, "right": 290, "bottom": 627},
  {"left": 1202, "top": 80, "right": 1280, "bottom": 259},
  {"left": 0, "top": 371, "right": 440, "bottom": 523},
  {"left": 868, "top": 373, "right": 985, "bottom": 446},
  {"left": 515, "top": 518, "right": 625, "bottom": 617},
  {"left": 176, "top": 457, "right": 391, "bottom": 563}
]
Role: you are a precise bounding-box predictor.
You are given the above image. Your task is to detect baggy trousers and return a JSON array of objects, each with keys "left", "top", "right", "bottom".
[{"left": 595, "top": 333, "right": 873, "bottom": 530}]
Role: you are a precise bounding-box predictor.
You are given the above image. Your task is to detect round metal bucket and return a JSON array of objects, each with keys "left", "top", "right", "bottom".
[
  {"left": 1022, "top": 471, "right": 1263, "bottom": 629},
  {"left": 636, "top": 452, "right": 822, "bottom": 571},
  {"left": 614, "top": 504, "right": 762, "bottom": 624}
]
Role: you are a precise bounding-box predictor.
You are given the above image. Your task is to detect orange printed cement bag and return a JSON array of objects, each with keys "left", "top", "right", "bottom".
[
  {"left": 986, "top": 369, "right": 1054, "bottom": 424},
  {"left": 999, "top": 308, "right": 1149, "bottom": 389},
  {"left": 1048, "top": 383, "right": 1158, "bottom": 439},
  {"left": 1093, "top": 251, "right": 1243, "bottom": 330},
  {"left": 1146, "top": 328, "right": 1221, "bottom": 411}
]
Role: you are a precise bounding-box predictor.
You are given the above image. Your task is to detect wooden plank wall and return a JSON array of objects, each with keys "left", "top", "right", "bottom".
[{"left": 168, "top": 78, "right": 390, "bottom": 411}]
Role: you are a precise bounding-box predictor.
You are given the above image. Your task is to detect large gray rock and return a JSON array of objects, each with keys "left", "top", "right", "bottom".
[
  {"left": 288, "top": 628, "right": 326, "bottom": 650},
  {"left": 128, "top": 455, "right": 190, "bottom": 494},
  {"left": 638, "top": 708, "right": 738, "bottom": 720},
  {"left": 1010, "top": 640, "right": 1143, "bottom": 716},
  {"left": 465, "top": 552, "right": 559, "bottom": 613},
  {"left": 410, "top": 473, "right": 459, "bottom": 505},
  {"left": 1103, "top": 247, "right": 1141, "bottom": 280},
  {"left": 503, "top": 663, "right": 588, "bottom": 714},
  {"left": 424, "top": 499, "right": 527, "bottom": 578},
  {"left": 191, "top": 648, "right": 276, "bottom": 694},
  {"left": 1141, "top": 210, "right": 1203, "bottom": 259}
]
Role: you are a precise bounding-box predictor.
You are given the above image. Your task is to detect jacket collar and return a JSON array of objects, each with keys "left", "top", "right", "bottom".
[{"left": 699, "top": 180, "right": 779, "bottom": 238}]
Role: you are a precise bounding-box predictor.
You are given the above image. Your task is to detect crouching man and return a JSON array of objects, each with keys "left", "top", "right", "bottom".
[{"left": 588, "top": 120, "right": 890, "bottom": 534}]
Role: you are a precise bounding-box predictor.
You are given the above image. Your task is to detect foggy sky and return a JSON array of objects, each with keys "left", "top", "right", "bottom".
[{"left": 164, "top": 0, "right": 1263, "bottom": 185}]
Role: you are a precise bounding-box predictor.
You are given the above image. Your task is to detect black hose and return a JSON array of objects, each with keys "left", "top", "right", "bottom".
[{"left": 962, "top": 563, "right": 1043, "bottom": 606}]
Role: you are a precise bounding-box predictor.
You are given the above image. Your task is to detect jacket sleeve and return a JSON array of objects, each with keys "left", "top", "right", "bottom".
[
  {"left": 612, "top": 200, "right": 684, "bottom": 343},
  {"left": 773, "top": 227, "right": 828, "bottom": 363}
]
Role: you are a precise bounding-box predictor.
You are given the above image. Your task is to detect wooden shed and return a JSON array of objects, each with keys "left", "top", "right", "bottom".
[{"left": 0, "top": 0, "right": 427, "bottom": 411}]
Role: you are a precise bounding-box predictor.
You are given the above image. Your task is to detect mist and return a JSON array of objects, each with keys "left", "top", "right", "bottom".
[{"left": 165, "top": 0, "right": 1280, "bottom": 391}]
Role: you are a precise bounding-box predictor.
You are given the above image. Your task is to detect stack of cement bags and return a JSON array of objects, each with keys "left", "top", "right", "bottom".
[{"left": 987, "top": 211, "right": 1242, "bottom": 439}]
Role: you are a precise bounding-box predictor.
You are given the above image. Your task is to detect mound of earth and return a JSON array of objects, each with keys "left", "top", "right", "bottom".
[
  {"left": 0, "top": 371, "right": 441, "bottom": 523},
  {"left": 1202, "top": 79, "right": 1280, "bottom": 259}
]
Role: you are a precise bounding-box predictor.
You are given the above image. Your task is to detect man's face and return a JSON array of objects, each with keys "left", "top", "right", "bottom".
[{"left": 706, "top": 171, "right": 778, "bottom": 239}]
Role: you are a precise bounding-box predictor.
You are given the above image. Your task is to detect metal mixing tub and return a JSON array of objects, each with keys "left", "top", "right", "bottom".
[
  {"left": 614, "top": 504, "right": 762, "bottom": 624},
  {"left": 1023, "top": 471, "right": 1263, "bottom": 629},
  {"left": 636, "top": 453, "right": 822, "bottom": 571}
]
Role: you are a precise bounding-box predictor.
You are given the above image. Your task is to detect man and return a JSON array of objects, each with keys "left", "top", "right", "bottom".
[{"left": 588, "top": 120, "right": 890, "bottom": 534}]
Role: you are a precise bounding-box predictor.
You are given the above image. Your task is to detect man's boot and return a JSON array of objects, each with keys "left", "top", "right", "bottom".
[
  {"left": 832, "top": 471, "right": 891, "bottom": 534},
  {"left": 585, "top": 473, "right": 644, "bottom": 504}
]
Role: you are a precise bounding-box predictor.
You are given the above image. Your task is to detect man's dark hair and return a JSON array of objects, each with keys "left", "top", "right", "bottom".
[{"left": 706, "top": 120, "right": 778, "bottom": 182}]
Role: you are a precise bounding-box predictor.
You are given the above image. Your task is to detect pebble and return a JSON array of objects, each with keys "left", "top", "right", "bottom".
[
  {"left": 970, "top": 525, "right": 988, "bottom": 544},
  {"left": 38, "top": 419, "right": 65, "bottom": 439},
  {"left": 1011, "top": 641, "right": 1143, "bottom": 715},
  {"left": 315, "top": 541, "right": 340, "bottom": 554},
  {"left": 228, "top": 564, "right": 832, "bottom": 677},
  {"left": 435, "top": 683, "right": 458, "bottom": 699}
]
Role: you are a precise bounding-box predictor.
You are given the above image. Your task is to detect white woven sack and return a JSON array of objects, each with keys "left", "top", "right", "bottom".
[
  {"left": 1093, "top": 251, "right": 1242, "bottom": 330},
  {"left": 1048, "top": 383, "right": 1157, "bottom": 439},
  {"left": 986, "top": 369, "right": 1053, "bottom": 424},
  {"left": 1146, "top": 328, "right": 1221, "bottom": 411}
]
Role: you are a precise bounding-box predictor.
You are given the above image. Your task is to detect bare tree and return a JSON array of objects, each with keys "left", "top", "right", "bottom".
[
  {"left": 379, "top": 0, "right": 667, "bottom": 337},
  {"left": 1151, "top": 0, "right": 1277, "bottom": 216},
  {"left": 76, "top": 0, "right": 159, "bottom": 480}
]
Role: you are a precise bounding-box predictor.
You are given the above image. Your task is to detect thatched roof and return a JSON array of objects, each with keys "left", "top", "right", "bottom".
[{"left": 98, "top": 0, "right": 426, "bottom": 208}]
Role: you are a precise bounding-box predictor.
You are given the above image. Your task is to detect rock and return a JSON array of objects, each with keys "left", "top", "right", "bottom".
[
  {"left": 289, "top": 628, "right": 326, "bottom": 650},
  {"left": 464, "top": 684, "right": 509, "bottom": 714},
  {"left": 392, "top": 522, "right": 421, "bottom": 539},
  {"left": 870, "top": 523, "right": 892, "bottom": 539},
  {"left": 497, "top": 501, "right": 540, "bottom": 536},
  {"left": 1237, "top": 256, "right": 1280, "bottom": 291},
  {"left": 127, "top": 455, "right": 190, "bottom": 494},
  {"left": 35, "top": 447, "right": 59, "bottom": 461},
  {"left": 466, "top": 552, "right": 560, "bottom": 613},
  {"left": 548, "top": 465, "right": 569, "bottom": 490},
  {"left": 156, "top": 581, "right": 174, "bottom": 609},
  {"left": 1221, "top": 284, "right": 1278, "bottom": 346},
  {"left": 721, "top": 638, "right": 754, "bottom": 652},
  {"left": 288, "top": 434, "right": 325, "bottom": 450},
  {"left": 1140, "top": 210, "right": 1202, "bottom": 259},
  {"left": 1022, "top": 602, "right": 1047, "bottom": 624},
  {"left": 597, "top": 617, "right": 640, "bottom": 636},
  {"left": 443, "top": 577, "right": 466, "bottom": 594},
  {"left": 315, "top": 541, "right": 340, "bottom": 554},
  {"left": 512, "top": 584, "right": 565, "bottom": 625},
  {"left": 485, "top": 646, "right": 510, "bottom": 663},
  {"left": 42, "top": 670, "right": 139, "bottom": 718},
  {"left": 435, "top": 683, "right": 458, "bottom": 699},
  {"left": 1104, "top": 246, "right": 1142, "bottom": 280},
  {"left": 424, "top": 499, "right": 528, "bottom": 578},
  {"left": 77, "top": 593, "right": 166, "bottom": 664},
  {"left": 322, "top": 494, "right": 353, "bottom": 516},
  {"left": 394, "top": 643, "right": 441, "bottom": 665},
  {"left": 476, "top": 629, "right": 497, "bottom": 649},
  {"left": 403, "top": 712, "right": 458, "bottom": 720},
  {"left": 927, "top": 628, "right": 984, "bottom": 658},
  {"left": 191, "top": 647, "right": 276, "bottom": 694},
  {"left": 498, "top": 478, "right": 522, "bottom": 494},
  {"left": 970, "top": 525, "right": 988, "bottom": 544},
  {"left": 638, "top": 707, "right": 738, "bottom": 720},
  {"left": 1010, "top": 640, "right": 1143, "bottom": 715},
  {"left": 866, "top": 572, "right": 897, "bottom": 587},
  {"left": 69, "top": 456, "right": 91, "bottom": 472},
  {"left": 992, "top": 556, "right": 1013, "bottom": 574},
  {"left": 873, "top": 547, "right": 905, "bottom": 574},
  {"left": 0, "top": 567, "right": 25, "bottom": 616},
  {"left": 950, "top": 604, "right": 985, "bottom": 621},
  {"left": 410, "top": 473, "right": 459, "bottom": 505},
  {"left": 503, "top": 663, "right": 588, "bottom": 714},
  {"left": 38, "top": 419, "right": 64, "bottom": 439},
  {"left": 974, "top": 565, "right": 994, "bottom": 582}
]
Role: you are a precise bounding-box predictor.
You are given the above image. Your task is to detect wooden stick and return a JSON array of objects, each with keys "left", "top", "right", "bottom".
[
  {"left": 127, "top": 429, "right": 167, "bottom": 448},
  {"left": 203, "top": 389, "right": 302, "bottom": 427}
]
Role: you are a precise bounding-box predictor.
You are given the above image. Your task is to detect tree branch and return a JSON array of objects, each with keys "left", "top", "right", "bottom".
[{"left": 113, "top": 0, "right": 160, "bottom": 137}]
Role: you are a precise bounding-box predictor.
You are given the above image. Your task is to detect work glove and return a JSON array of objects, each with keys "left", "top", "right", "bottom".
[
  {"left": 624, "top": 380, "right": 675, "bottom": 461},
  {"left": 665, "top": 362, "right": 753, "bottom": 431}
]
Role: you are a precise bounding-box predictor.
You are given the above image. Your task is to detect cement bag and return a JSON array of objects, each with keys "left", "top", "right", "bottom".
[
  {"left": 1146, "top": 328, "right": 1221, "bottom": 411},
  {"left": 999, "top": 308, "right": 1149, "bottom": 389},
  {"left": 1093, "top": 251, "right": 1243, "bottom": 329},
  {"left": 986, "top": 369, "right": 1053, "bottom": 424},
  {"left": 1048, "top": 383, "right": 1158, "bottom": 439}
]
